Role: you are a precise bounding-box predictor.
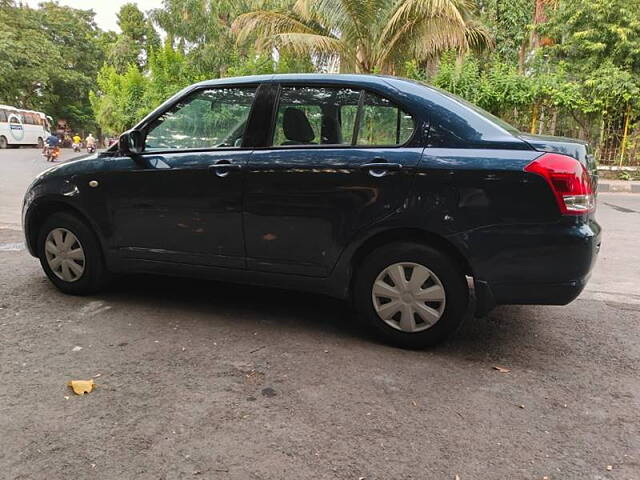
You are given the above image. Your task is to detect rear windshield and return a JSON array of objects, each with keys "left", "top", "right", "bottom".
[{"left": 427, "top": 85, "right": 521, "bottom": 135}]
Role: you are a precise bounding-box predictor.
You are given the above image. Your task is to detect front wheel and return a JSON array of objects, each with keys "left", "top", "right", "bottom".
[
  {"left": 353, "top": 242, "right": 469, "bottom": 349},
  {"left": 37, "top": 212, "right": 110, "bottom": 295},
  {"left": 0, "top": 136, "right": 7, "bottom": 149}
]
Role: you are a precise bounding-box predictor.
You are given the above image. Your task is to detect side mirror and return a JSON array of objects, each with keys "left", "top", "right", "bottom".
[{"left": 118, "top": 129, "right": 144, "bottom": 155}]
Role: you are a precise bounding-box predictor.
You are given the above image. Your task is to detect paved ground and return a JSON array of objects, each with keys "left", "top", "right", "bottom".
[{"left": 0, "top": 148, "right": 639, "bottom": 479}]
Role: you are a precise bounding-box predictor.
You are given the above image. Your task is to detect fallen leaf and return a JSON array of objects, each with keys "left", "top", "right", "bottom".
[
  {"left": 93, "top": 373, "right": 101, "bottom": 378},
  {"left": 67, "top": 379, "right": 95, "bottom": 395},
  {"left": 518, "top": 404, "right": 525, "bottom": 409},
  {"left": 493, "top": 366, "right": 510, "bottom": 373}
]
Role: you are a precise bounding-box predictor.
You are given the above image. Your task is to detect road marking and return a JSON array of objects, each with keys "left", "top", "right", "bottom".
[{"left": 0, "top": 242, "right": 25, "bottom": 251}]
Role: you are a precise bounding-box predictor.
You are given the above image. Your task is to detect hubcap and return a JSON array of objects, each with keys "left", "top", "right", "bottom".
[
  {"left": 44, "top": 228, "right": 85, "bottom": 282},
  {"left": 371, "top": 262, "right": 446, "bottom": 333}
]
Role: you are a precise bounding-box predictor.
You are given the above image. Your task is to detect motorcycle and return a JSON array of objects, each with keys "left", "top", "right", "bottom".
[
  {"left": 87, "top": 144, "right": 96, "bottom": 154},
  {"left": 44, "top": 145, "right": 60, "bottom": 162},
  {"left": 72, "top": 142, "right": 81, "bottom": 152}
]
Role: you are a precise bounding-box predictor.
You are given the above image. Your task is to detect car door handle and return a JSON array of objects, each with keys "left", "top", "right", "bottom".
[
  {"left": 209, "top": 162, "right": 242, "bottom": 178},
  {"left": 359, "top": 161, "right": 402, "bottom": 177}
]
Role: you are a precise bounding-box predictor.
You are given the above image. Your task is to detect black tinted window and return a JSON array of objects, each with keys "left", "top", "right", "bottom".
[
  {"left": 145, "top": 87, "right": 257, "bottom": 151},
  {"left": 273, "top": 86, "right": 361, "bottom": 146}
]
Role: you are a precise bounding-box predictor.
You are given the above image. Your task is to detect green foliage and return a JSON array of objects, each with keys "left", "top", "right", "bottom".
[
  {"left": 143, "top": 43, "right": 202, "bottom": 107},
  {"left": 478, "top": 0, "right": 533, "bottom": 62},
  {"left": 427, "top": 54, "right": 532, "bottom": 115},
  {"left": 90, "top": 65, "right": 149, "bottom": 134},
  {"left": 542, "top": 0, "right": 640, "bottom": 73},
  {"left": 232, "top": 0, "right": 493, "bottom": 74},
  {"left": 106, "top": 3, "right": 159, "bottom": 72},
  {"left": 0, "top": 1, "right": 104, "bottom": 130}
]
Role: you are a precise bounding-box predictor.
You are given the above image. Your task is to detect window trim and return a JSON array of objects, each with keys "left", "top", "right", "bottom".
[{"left": 261, "top": 83, "right": 418, "bottom": 151}]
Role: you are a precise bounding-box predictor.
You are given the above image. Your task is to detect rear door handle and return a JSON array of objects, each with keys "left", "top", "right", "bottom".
[
  {"left": 359, "top": 161, "right": 402, "bottom": 177},
  {"left": 209, "top": 161, "right": 243, "bottom": 178}
]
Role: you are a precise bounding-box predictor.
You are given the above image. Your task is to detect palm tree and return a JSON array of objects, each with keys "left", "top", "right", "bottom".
[{"left": 232, "top": 0, "right": 492, "bottom": 74}]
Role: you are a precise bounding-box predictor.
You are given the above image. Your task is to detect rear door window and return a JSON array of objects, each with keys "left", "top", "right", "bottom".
[
  {"left": 269, "top": 86, "right": 414, "bottom": 147},
  {"left": 272, "top": 86, "right": 361, "bottom": 146}
]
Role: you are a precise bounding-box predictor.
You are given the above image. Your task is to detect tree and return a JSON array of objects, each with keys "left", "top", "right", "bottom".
[
  {"left": 90, "top": 64, "right": 149, "bottom": 135},
  {"left": 150, "top": 0, "right": 289, "bottom": 77},
  {"left": 0, "top": 1, "right": 105, "bottom": 131},
  {"left": 106, "top": 3, "right": 160, "bottom": 72},
  {"left": 476, "top": 0, "right": 533, "bottom": 70},
  {"left": 232, "top": 0, "right": 493, "bottom": 74},
  {"left": 541, "top": 0, "right": 640, "bottom": 73}
]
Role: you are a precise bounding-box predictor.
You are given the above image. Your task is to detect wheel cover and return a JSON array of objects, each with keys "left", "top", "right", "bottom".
[
  {"left": 371, "top": 262, "right": 446, "bottom": 333},
  {"left": 44, "top": 228, "right": 86, "bottom": 282}
]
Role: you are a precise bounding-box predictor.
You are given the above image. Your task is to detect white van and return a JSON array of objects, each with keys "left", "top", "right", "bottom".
[{"left": 0, "top": 105, "right": 52, "bottom": 148}]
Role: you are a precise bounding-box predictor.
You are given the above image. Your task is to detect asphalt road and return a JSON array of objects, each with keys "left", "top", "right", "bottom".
[{"left": 1, "top": 148, "right": 639, "bottom": 479}]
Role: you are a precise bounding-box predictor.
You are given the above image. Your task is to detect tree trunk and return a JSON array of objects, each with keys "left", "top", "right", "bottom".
[
  {"left": 538, "top": 107, "right": 545, "bottom": 135},
  {"left": 620, "top": 103, "right": 631, "bottom": 166},
  {"left": 518, "top": 41, "right": 527, "bottom": 73},
  {"left": 550, "top": 108, "right": 558, "bottom": 135},
  {"left": 530, "top": 103, "right": 539, "bottom": 134}
]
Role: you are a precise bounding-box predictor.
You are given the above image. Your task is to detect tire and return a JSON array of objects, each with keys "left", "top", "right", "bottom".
[
  {"left": 37, "top": 137, "right": 44, "bottom": 149},
  {"left": 353, "top": 242, "right": 469, "bottom": 349},
  {"left": 0, "top": 136, "right": 7, "bottom": 149},
  {"left": 37, "top": 212, "right": 110, "bottom": 295}
]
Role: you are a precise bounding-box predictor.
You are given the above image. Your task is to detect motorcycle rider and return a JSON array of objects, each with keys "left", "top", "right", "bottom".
[
  {"left": 44, "top": 133, "right": 60, "bottom": 162},
  {"left": 72, "top": 133, "right": 82, "bottom": 151},
  {"left": 85, "top": 133, "right": 97, "bottom": 153}
]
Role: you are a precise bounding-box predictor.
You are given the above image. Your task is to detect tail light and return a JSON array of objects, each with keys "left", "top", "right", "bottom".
[{"left": 524, "top": 153, "right": 595, "bottom": 215}]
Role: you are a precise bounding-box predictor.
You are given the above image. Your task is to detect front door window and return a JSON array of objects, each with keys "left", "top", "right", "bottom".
[{"left": 145, "top": 87, "right": 257, "bottom": 151}]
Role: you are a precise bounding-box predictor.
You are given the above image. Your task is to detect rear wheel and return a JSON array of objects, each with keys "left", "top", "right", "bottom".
[
  {"left": 37, "top": 137, "right": 44, "bottom": 149},
  {"left": 353, "top": 242, "right": 468, "bottom": 348},
  {"left": 37, "top": 212, "right": 109, "bottom": 295},
  {"left": 0, "top": 136, "right": 7, "bottom": 149}
]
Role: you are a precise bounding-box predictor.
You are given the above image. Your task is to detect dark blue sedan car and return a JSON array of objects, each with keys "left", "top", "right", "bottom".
[{"left": 22, "top": 74, "right": 601, "bottom": 348}]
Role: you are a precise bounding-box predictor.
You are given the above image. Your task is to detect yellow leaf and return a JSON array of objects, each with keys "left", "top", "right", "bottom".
[
  {"left": 67, "top": 379, "right": 95, "bottom": 395},
  {"left": 493, "top": 366, "right": 510, "bottom": 373}
]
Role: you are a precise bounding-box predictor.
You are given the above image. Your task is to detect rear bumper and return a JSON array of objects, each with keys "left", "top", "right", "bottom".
[
  {"left": 490, "top": 275, "right": 591, "bottom": 305},
  {"left": 468, "top": 218, "right": 601, "bottom": 311}
]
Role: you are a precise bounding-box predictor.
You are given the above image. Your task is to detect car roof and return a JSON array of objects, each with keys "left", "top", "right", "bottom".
[{"left": 194, "top": 73, "right": 429, "bottom": 93}]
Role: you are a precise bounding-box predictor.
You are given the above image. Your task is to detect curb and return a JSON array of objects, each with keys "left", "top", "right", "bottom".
[{"left": 598, "top": 181, "right": 640, "bottom": 193}]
